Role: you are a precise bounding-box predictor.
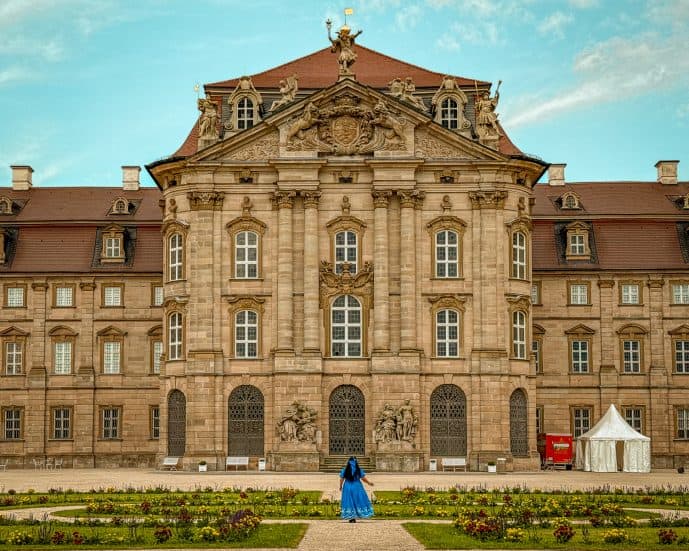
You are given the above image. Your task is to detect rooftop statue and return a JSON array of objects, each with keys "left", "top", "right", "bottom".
[
  {"left": 269, "top": 74, "right": 299, "bottom": 112},
  {"left": 388, "top": 77, "right": 427, "bottom": 112},
  {"left": 326, "top": 19, "right": 362, "bottom": 78},
  {"left": 197, "top": 97, "right": 219, "bottom": 140},
  {"left": 475, "top": 80, "right": 502, "bottom": 144}
]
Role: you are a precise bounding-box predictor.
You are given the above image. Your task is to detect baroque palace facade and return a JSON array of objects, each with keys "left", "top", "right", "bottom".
[{"left": 1, "top": 31, "right": 688, "bottom": 471}]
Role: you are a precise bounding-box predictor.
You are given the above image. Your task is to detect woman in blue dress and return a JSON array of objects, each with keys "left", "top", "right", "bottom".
[{"left": 339, "top": 456, "right": 374, "bottom": 522}]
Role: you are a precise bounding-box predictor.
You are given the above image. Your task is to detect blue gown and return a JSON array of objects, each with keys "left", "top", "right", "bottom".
[{"left": 339, "top": 466, "right": 374, "bottom": 519}]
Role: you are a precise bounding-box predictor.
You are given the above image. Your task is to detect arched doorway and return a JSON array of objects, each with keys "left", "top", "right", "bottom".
[
  {"left": 167, "top": 390, "right": 186, "bottom": 457},
  {"left": 329, "top": 385, "right": 365, "bottom": 455},
  {"left": 510, "top": 389, "right": 528, "bottom": 456},
  {"left": 430, "top": 384, "right": 467, "bottom": 456},
  {"left": 228, "top": 385, "right": 264, "bottom": 456}
]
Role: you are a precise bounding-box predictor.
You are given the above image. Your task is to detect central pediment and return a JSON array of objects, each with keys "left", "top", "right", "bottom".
[{"left": 193, "top": 80, "right": 506, "bottom": 163}]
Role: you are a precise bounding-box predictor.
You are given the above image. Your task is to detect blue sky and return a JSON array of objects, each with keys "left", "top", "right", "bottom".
[{"left": 0, "top": 0, "right": 687, "bottom": 187}]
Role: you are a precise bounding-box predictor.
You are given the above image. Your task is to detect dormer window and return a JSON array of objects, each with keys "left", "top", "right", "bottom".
[
  {"left": 0, "top": 197, "right": 12, "bottom": 215},
  {"left": 561, "top": 192, "right": 581, "bottom": 210},
  {"left": 683, "top": 193, "right": 689, "bottom": 210},
  {"left": 113, "top": 198, "right": 128, "bottom": 214},
  {"left": 226, "top": 76, "right": 262, "bottom": 135},
  {"left": 237, "top": 98, "right": 254, "bottom": 130},
  {"left": 101, "top": 224, "right": 125, "bottom": 264},
  {"left": 565, "top": 221, "right": 591, "bottom": 260},
  {"left": 440, "top": 98, "right": 458, "bottom": 129},
  {"left": 431, "top": 76, "right": 471, "bottom": 136}
]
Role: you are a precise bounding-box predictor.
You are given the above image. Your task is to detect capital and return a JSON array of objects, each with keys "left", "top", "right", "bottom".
[
  {"left": 468, "top": 190, "right": 507, "bottom": 210},
  {"left": 371, "top": 190, "right": 392, "bottom": 208},
  {"left": 272, "top": 191, "right": 296, "bottom": 209},
  {"left": 302, "top": 191, "right": 321, "bottom": 209},
  {"left": 398, "top": 189, "right": 425, "bottom": 209}
]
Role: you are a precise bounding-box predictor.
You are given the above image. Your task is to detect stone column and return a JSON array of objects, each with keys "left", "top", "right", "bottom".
[
  {"left": 372, "top": 191, "right": 392, "bottom": 353},
  {"left": 274, "top": 191, "right": 296, "bottom": 353},
  {"left": 398, "top": 190, "right": 423, "bottom": 352},
  {"left": 302, "top": 191, "right": 321, "bottom": 354}
]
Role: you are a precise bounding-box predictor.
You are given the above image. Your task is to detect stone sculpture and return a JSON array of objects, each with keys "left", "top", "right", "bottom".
[
  {"left": 277, "top": 401, "right": 318, "bottom": 443},
  {"left": 197, "top": 97, "right": 219, "bottom": 140},
  {"left": 326, "top": 19, "right": 362, "bottom": 77},
  {"left": 475, "top": 81, "right": 502, "bottom": 143},
  {"left": 269, "top": 74, "right": 298, "bottom": 112},
  {"left": 374, "top": 400, "right": 418, "bottom": 444},
  {"left": 388, "top": 77, "right": 427, "bottom": 112}
]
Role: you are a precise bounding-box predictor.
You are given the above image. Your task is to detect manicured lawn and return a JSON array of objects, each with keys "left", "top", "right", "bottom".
[{"left": 404, "top": 523, "right": 689, "bottom": 550}]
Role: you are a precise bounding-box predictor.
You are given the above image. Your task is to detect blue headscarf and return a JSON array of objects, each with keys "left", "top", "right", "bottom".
[{"left": 343, "top": 456, "right": 361, "bottom": 481}]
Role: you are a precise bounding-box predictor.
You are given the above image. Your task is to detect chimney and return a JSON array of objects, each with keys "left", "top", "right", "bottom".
[
  {"left": 548, "top": 163, "right": 566, "bottom": 186},
  {"left": 655, "top": 160, "right": 679, "bottom": 185},
  {"left": 11, "top": 165, "right": 33, "bottom": 190},
  {"left": 122, "top": 165, "right": 141, "bottom": 191}
]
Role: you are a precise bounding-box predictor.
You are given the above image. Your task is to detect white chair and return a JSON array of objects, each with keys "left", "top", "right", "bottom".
[
  {"left": 32, "top": 458, "right": 44, "bottom": 470},
  {"left": 0, "top": 458, "right": 7, "bottom": 471},
  {"left": 53, "top": 458, "right": 63, "bottom": 471},
  {"left": 45, "top": 457, "right": 54, "bottom": 471}
]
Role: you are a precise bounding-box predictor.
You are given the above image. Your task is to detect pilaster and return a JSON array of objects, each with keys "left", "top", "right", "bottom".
[
  {"left": 372, "top": 190, "right": 392, "bottom": 353},
  {"left": 302, "top": 191, "right": 321, "bottom": 355},
  {"left": 597, "top": 279, "right": 615, "bottom": 367},
  {"left": 274, "top": 191, "right": 296, "bottom": 355},
  {"left": 398, "top": 190, "right": 424, "bottom": 353}
]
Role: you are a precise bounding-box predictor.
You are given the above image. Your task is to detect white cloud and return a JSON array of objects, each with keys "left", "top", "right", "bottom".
[
  {"left": 0, "top": 36, "right": 64, "bottom": 61},
  {"left": 505, "top": 32, "right": 689, "bottom": 128},
  {"left": 451, "top": 20, "right": 500, "bottom": 45},
  {"left": 538, "top": 11, "right": 574, "bottom": 38},
  {"left": 568, "top": 0, "right": 598, "bottom": 8},
  {"left": 435, "top": 32, "right": 460, "bottom": 51},
  {"left": 677, "top": 101, "right": 689, "bottom": 119},
  {"left": 0, "top": 66, "right": 36, "bottom": 86},
  {"left": 395, "top": 4, "right": 422, "bottom": 31}
]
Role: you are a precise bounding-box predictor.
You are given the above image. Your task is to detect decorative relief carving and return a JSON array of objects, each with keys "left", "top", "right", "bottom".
[
  {"left": 225, "top": 201, "right": 267, "bottom": 236},
  {"left": 277, "top": 401, "right": 317, "bottom": 443},
  {"left": 227, "top": 132, "right": 279, "bottom": 161},
  {"left": 426, "top": 215, "right": 466, "bottom": 235},
  {"left": 441, "top": 195, "right": 452, "bottom": 212},
  {"left": 272, "top": 190, "right": 296, "bottom": 210},
  {"left": 341, "top": 195, "right": 351, "bottom": 215},
  {"left": 286, "top": 94, "right": 409, "bottom": 155},
  {"left": 428, "top": 294, "right": 467, "bottom": 312},
  {"left": 226, "top": 295, "right": 265, "bottom": 315},
  {"left": 319, "top": 260, "right": 373, "bottom": 309},
  {"left": 187, "top": 191, "right": 225, "bottom": 211},
  {"left": 269, "top": 74, "right": 298, "bottom": 112},
  {"left": 414, "top": 129, "right": 473, "bottom": 159},
  {"left": 506, "top": 293, "right": 530, "bottom": 311},
  {"left": 374, "top": 400, "right": 418, "bottom": 444},
  {"left": 468, "top": 190, "right": 507, "bottom": 209},
  {"left": 388, "top": 77, "right": 428, "bottom": 112},
  {"left": 372, "top": 190, "right": 392, "bottom": 208},
  {"left": 435, "top": 170, "right": 461, "bottom": 184},
  {"left": 398, "top": 189, "right": 425, "bottom": 209},
  {"left": 506, "top": 215, "right": 532, "bottom": 234}
]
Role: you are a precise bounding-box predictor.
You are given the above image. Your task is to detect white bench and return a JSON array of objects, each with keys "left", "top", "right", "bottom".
[
  {"left": 442, "top": 457, "right": 467, "bottom": 472},
  {"left": 161, "top": 457, "right": 180, "bottom": 471},
  {"left": 226, "top": 456, "right": 249, "bottom": 471}
]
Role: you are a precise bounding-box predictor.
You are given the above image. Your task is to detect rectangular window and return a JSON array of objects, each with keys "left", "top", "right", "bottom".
[
  {"left": 571, "top": 340, "right": 589, "bottom": 373},
  {"left": 673, "top": 284, "right": 689, "bottom": 304},
  {"left": 532, "top": 339, "right": 542, "bottom": 373},
  {"left": 624, "top": 407, "right": 643, "bottom": 434},
  {"left": 675, "top": 340, "right": 689, "bottom": 373},
  {"left": 54, "top": 341, "right": 72, "bottom": 374},
  {"left": 55, "top": 286, "right": 74, "bottom": 307},
  {"left": 152, "top": 340, "right": 163, "bottom": 374},
  {"left": 103, "top": 341, "right": 121, "bottom": 374},
  {"left": 5, "top": 342, "right": 22, "bottom": 375},
  {"left": 572, "top": 407, "right": 591, "bottom": 438},
  {"left": 53, "top": 407, "right": 71, "bottom": 439},
  {"left": 536, "top": 405, "right": 544, "bottom": 435},
  {"left": 102, "top": 407, "right": 120, "bottom": 439},
  {"left": 152, "top": 285, "right": 164, "bottom": 307},
  {"left": 569, "top": 283, "right": 588, "bottom": 305},
  {"left": 151, "top": 406, "right": 160, "bottom": 439},
  {"left": 677, "top": 408, "right": 689, "bottom": 439},
  {"left": 105, "top": 237, "right": 121, "bottom": 258},
  {"left": 531, "top": 283, "right": 541, "bottom": 305},
  {"left": 3, "top": 409, "right": 21, "bottom": 440},
  {"left": 621, "top": 284, "right": 639, "bottom": 305},
  {"left": 622, "top": 340, "right": 641, "bottom": 373},
  {"left": 103, "top": 286, "right": 122, "bottom": 307},
  {"left": 569, "top": 234, "right": 585, "bottom": 255},
  {"left": 5, "top": 286, "right": 25, "bottom": 307}
]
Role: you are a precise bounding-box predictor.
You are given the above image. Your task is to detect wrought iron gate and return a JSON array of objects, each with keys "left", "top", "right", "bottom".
[
  {"left": 510, "top": 389, "right": 528, "bottom": 456},
  {"left": 228, "top": 385, "right": 264, "bottom": 456},
  {"left": 167, "top": 390, "right": 186, "bottom": 457},
  {"left": 329, "top": 385, "right": 365, "bottom": 455},
  {"left": 430, "top": 384, "right": 467, "bottom": 456}
]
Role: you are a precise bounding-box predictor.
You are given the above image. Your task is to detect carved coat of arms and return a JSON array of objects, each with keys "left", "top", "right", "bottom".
[{"left": 286, "top": 94, "right": 409, "bottom": 155}]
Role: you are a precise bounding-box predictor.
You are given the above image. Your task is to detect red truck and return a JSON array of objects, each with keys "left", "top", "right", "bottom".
[{"left": 537, "top": 433, "right": 573, "bottom": 470}]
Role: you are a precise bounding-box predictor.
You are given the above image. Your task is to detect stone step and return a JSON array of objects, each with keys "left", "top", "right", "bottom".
[{"left": 320, "top": 455, "right": 375, "bottom": 472}]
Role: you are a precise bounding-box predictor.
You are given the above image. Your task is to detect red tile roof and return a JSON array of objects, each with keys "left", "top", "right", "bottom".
[{"left": 206, "top": 45, "right": 488, "bottom": 90}]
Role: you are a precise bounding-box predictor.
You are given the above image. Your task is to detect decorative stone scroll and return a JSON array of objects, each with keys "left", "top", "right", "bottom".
[
  {"left": 319, "top": 260, "right": 373, "bottom": 310},
  {"left": 277, "top": 401, "right": 318, "bottom": 443},
  {"left": 286, "top": 94, "right": 409, "bottom": 155},
  {"left": 187, "top": 191, "right": 225, "bottom": 211},
  {"left": 374, "top": 400, "right": 418, "bottom": 444}
]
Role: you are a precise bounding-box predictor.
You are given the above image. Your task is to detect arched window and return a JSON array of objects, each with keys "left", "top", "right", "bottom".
[
  {"left": 436, "top": 309, "right": 459, "bottom": 357},
  {"left": 510, "top": 389, "right": 528, "bottom": 456},
  {"left": 168, "top": 233, "right": 183, "bottom": 281},
  {"left": 168, "top": 312, "right": 183, "bottom": 360},
  {"left": 331, "top": 295, "right": 361, "bottom": 357},
  {"left": 235, "top": 231, "right": 258, "bottom": 278},
  {"left": 237, "top": 97, "right": 254, "bottom": 130},
  {"left": 440, "top": 98, "right": 459, "bottom": 129},
  {"left": 512, "top": 310, "right": 526, "bottom": 359},
  {"left": 235, "top": 310, "right": 258, "bottom": 358},
  {"left": 334, "top": 230, "right": 357, "bottom": 274},
  {"left": 435, "top": 230, "right": 458, "bottom": 277},
  {"left": 511, "top": 231, "right": 526, "bottom": 279}
]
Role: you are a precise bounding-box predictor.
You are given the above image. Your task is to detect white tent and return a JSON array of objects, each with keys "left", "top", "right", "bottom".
[{"left": 575, "top": 404, "right": 651, "bottom": 472}]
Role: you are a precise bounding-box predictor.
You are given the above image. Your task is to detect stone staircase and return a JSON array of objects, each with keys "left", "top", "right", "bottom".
[{"left": 320, "top": 455, "right": 375, "bottom": 473}]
